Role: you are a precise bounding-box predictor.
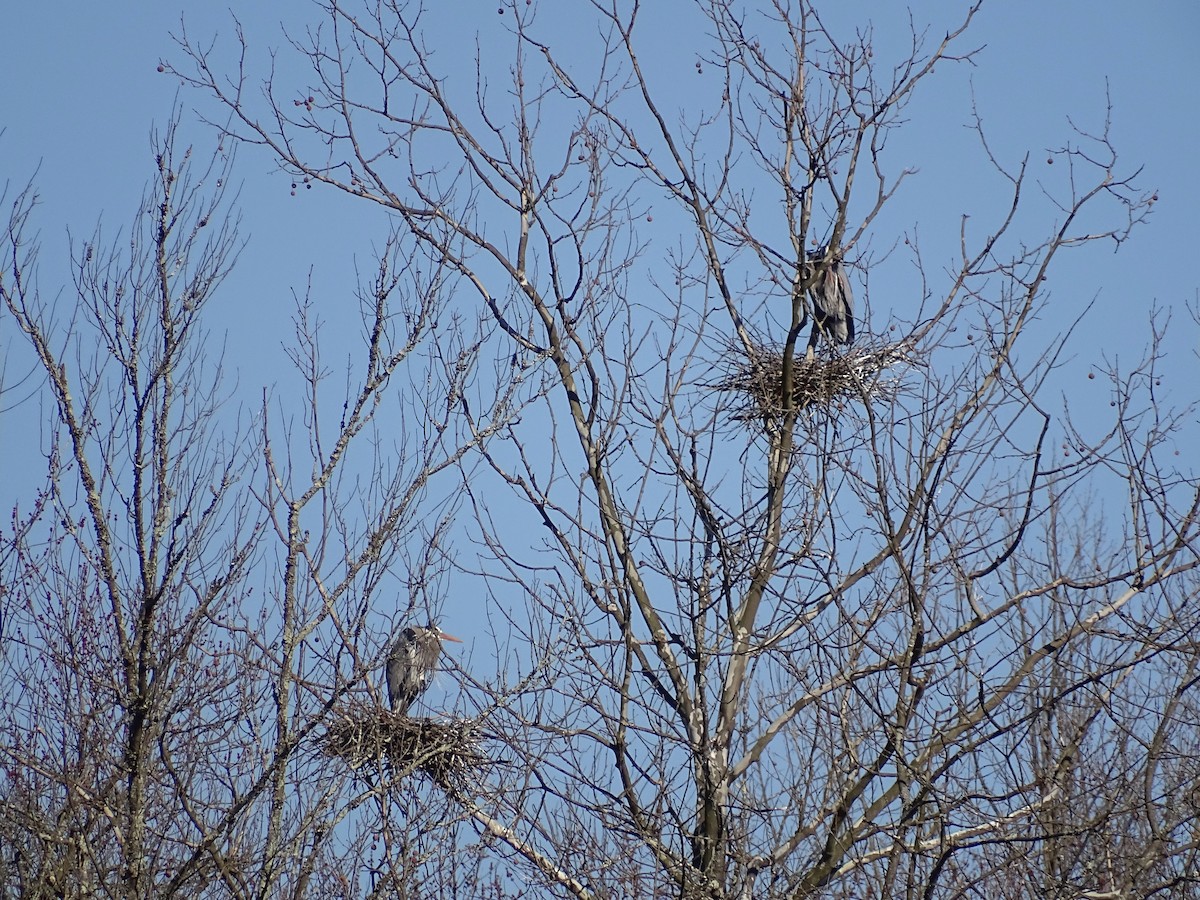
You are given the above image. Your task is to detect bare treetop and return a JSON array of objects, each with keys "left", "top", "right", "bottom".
[{"left": 3, "top": 3, "right": 1195, "bottom": 899}]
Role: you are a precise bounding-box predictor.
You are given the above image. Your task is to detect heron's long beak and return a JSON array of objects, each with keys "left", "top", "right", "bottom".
[{"left": 440, "top": 631, "right": 463, "bottom": 643}]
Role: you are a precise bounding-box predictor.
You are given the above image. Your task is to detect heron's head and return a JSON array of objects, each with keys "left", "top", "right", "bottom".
[{"left": 425, "top": 621, "right": 463, "bottom": 644}]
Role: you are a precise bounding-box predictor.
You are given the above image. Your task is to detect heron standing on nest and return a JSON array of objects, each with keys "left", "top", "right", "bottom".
[
  {"left": 805, "top": 246, "right": 855, "bottom": 354},
  {"left": 385, "top": 622, "right": 463, "bottom": 715}
]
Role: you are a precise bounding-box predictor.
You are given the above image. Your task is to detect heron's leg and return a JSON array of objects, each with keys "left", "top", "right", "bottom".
[{"left": 805, "top": 323, "right": 820, "bottom": 362}]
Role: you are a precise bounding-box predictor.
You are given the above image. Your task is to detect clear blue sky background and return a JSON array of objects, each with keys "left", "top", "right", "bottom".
[{"left": 3, "top": 2, "right": 1197, "bottom": 650}]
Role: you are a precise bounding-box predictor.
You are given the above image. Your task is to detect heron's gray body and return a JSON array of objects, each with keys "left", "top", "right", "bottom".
[
  {"left": 385, "top": 623, "right": 459, "bottom": 714},
  {"left": 806, "top": 249, "right": 855, "bottom": 346}
]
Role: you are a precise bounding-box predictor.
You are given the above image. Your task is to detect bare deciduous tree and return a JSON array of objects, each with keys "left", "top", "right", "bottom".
[
  {"left": 4, "top": 1, "right": 1198, "bottom": 898},
  {"left": 1, "top": 121, "right": 264, "bottom": 897},
  {"left": 1, "top": 116, "right": 517, "bottom": 897}
]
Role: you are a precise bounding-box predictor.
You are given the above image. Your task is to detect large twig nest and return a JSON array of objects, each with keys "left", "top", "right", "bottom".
[
  {"left": 323, "top": 708, "right": 484, "bottom": 786},
  {"left": 714, "top": 340, "right": 917, "bottom": 420}
]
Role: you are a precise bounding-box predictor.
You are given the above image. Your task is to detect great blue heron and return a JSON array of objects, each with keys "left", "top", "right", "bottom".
[
  {"left": 385, "top": 622, "right": 462, "bottom": 715},
  {"left": 805, "top": 247, "right": 855, "bottom": 349}
]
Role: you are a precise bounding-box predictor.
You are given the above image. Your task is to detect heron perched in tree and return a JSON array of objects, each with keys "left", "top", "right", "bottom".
[
  {"left": 385, "top": 622, "right": 462, "bottom": 715},
  {"left": 805, "top": 247, "right": 855, "bottom": 349}
]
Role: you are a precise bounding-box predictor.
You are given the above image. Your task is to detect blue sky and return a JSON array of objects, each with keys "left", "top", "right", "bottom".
[
  {"left": 3, "top": 2, "right": 1197, "bottom": 646},
  {"left": 3, "top": 3, "right": 1195, "bottom": 376}
]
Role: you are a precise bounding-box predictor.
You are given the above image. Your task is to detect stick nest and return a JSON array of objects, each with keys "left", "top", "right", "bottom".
[
  {"left": 715, "top": 340, "right": 917, "bottom": 420},
  {"left": 322, "top": 709, "right": 484, "bottom": 785}
]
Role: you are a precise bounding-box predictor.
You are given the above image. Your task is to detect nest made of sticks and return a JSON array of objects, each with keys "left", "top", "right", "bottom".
[
  {"left": 714, "top": 340, "right": 918, "bottom": 421},
  {"left": 323, "top": 709, "right": 484, "bottom": 785}
]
